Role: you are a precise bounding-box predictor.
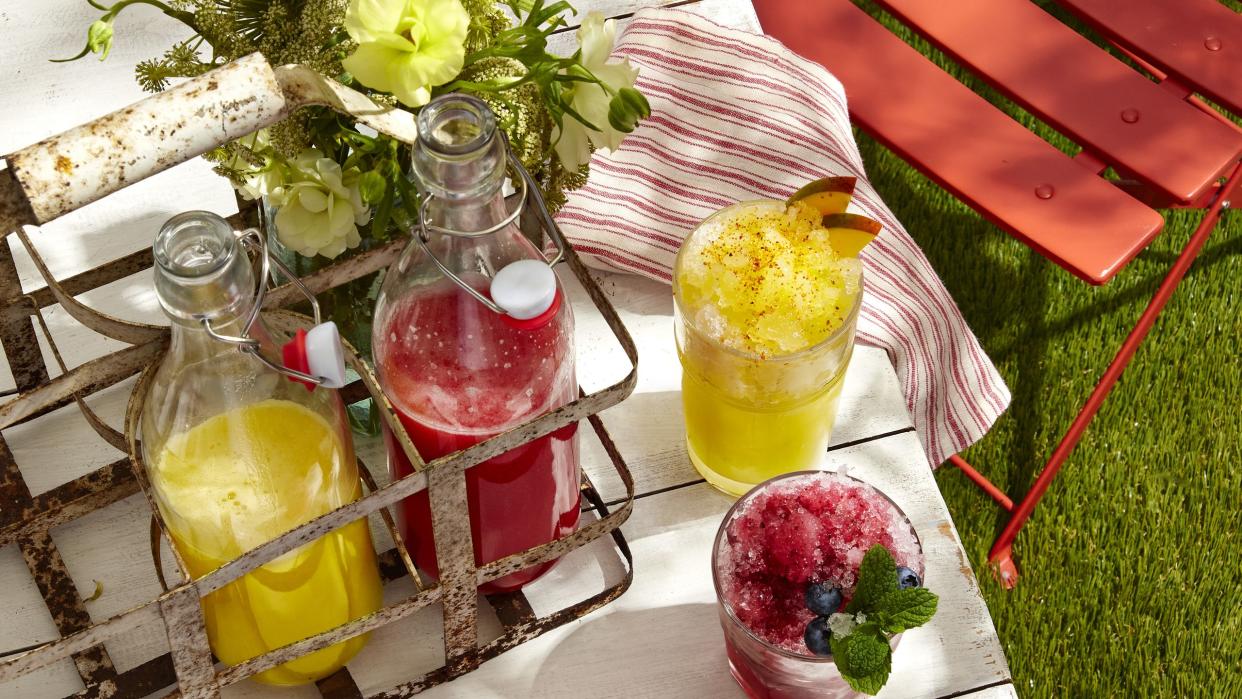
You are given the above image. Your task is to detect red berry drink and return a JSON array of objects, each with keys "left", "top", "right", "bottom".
[
  {"left": 712, "top": 471, "right": 923, "bottom": 698},
  {"left": 374, "top": 95, "right": 583, "bottom": 595},
  {"left": 378, "top": 281, "right": 580, "bottom": 594}
]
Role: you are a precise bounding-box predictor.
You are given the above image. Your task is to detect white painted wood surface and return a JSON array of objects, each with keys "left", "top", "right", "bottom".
[{"left": 0, "top": 0, "right": 1013, "bottom": 697}]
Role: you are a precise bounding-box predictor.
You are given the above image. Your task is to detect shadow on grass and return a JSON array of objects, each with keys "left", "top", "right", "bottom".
[{"left": 858, "top": 127, "right": 1242, "bottom": 556}]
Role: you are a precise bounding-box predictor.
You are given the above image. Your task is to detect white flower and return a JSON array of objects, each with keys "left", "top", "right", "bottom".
[
  {"left": 553, "top": 13, "right": 642, "bottom": 171},
  {"left": 269, "top": 150, "right": 371, "bottom": 260},
  {"left": 225, "top": 130, "right": 285, "bottom": 201}
]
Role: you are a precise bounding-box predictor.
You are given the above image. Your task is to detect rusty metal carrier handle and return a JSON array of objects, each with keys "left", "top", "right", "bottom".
[{"left": 0, "top": 53, "right": 419, "bottom": 232}]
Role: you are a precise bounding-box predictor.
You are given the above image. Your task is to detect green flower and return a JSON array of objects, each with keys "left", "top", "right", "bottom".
[
  {"left": 341, "top": 0, "right": 470, "bottom": 107},
  {"left": 270, "top": 150, "right": 371, "bottom": 259},
  {"left": 553, "top": 12, "right": 644, "bottom": 171}
]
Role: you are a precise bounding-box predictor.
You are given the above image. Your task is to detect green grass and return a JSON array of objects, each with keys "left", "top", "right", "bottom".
[{"left": 852, "top": 4, "right": 1242, "bottom": 696}]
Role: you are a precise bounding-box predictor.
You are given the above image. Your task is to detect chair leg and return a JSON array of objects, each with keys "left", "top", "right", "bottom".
[
  {"left": 948, "top": 455, "right": 1012, "bottom": 511},
  {"left": 962, "top": 160, "right": 1240, "bottom": 590}
]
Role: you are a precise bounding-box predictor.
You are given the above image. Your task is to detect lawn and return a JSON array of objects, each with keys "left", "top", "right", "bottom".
[{"left": 854, "top": 3, "right": 1242, "bottom": 697}]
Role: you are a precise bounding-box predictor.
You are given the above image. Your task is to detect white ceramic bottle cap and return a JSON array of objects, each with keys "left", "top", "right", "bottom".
[
  {"left": 490, "top": 259, "right": 557, "bottom": 320},
  {"left": 305, "top": 321, "right": 347, "bottom": 389}
]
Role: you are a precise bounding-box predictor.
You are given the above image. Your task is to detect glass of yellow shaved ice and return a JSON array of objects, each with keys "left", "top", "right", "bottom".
[{"left": 674, "top": 200, "right": 863, "bottom": 496}]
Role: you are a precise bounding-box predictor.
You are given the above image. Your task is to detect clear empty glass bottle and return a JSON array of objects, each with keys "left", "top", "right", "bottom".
[
  {"left": 372, "top": 95, "right": 580, "bottom": 593},
  {"left": 140, "top": 211, "right": 383, "bottom": 685}
]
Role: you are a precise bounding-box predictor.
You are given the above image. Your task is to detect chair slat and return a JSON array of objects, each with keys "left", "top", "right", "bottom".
[
  {"left": 1059, "top": 0, "right": 1242, "bottom": 116},
  {"left": 874, "top": 0, "right": 1242, "bottom": 205},
  {"left": 754, "top": 0, "right": 1163, "bottom": 284}
]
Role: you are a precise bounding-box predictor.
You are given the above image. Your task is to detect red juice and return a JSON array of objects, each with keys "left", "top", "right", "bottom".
[{"left": 377, "top": 281, "right": 580, "bottom": 594}]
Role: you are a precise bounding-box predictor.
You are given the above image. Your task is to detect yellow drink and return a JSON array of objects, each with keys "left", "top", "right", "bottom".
[
  {"left": 681, "top": 366, "right": 846, "bottom": 495},
  {"left": 675, "top": 201, "right": 862, "bottom": 496},
  {"left": 152, "top": 399, "right": 383, "bottom": 685}
]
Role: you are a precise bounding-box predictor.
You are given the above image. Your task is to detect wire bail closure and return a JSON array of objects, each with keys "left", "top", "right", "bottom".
[
  {"left": 415, "top": 133, "right": 570, "bottom": 317},
  {"left": 198, "top": 227, "right": 332, "bottom": 387}
]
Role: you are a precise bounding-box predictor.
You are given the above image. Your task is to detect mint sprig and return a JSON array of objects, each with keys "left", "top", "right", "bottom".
[{"left": 828, "top": 544, "right": 939, "bottom": 696}]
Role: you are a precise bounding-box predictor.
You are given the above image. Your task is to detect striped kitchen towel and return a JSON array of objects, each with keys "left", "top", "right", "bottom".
[{"left": 555, "top": 7, "right": 1011, "bottom": 466}]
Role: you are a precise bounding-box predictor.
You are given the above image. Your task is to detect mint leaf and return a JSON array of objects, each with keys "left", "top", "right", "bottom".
[
  {"left": 846, "top": 545, "right": 897, "bottom": 613},
  {"left": 875, "top": 587, "right": 939, "bottom": 633},
  {"left": 830, "top": 623, "right": 892, "bottom": 695},
  {"left": 845, "top": 663, "right": 891, "bottom": 696}
]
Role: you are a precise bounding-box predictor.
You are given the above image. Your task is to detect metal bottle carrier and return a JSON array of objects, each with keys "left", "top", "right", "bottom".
[{"left": 0, "top": 54, "right": 638, "bottom": 698}]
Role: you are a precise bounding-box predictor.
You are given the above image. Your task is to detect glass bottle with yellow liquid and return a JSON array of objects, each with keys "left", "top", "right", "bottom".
[{"left": 140, "top": 211, "right": 383, "bottom": 685}]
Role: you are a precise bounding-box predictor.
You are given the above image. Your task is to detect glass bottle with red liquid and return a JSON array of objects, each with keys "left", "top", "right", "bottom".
[{"left": 373, "top": 94, "right": 579, "bottom": 594}]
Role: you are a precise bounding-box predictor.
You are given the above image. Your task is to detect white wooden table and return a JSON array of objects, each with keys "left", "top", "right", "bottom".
[{"left": 0, "top": 0, "right": 1014, "bottom": 697}]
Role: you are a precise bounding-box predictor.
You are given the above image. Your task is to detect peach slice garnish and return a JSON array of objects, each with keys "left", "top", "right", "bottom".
[
  {"left": 821, "top": 213, "right": 881, "bottom": 257},
  {"left": 787, "top": 176, "right": 857, "bottom": 216}
]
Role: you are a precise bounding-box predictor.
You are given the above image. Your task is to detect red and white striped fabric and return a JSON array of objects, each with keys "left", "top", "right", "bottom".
[{"left": 555, "top": 7, "right": 1010, "bottom": 466}]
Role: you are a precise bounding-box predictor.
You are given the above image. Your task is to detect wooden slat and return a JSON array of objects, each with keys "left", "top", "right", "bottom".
[
  {"left": 1060, "top": 0, "right": 1242, "bottom": 116},
  {"left": 754, "top": 0, "right": 1164, "bottom": 284},
  {"left": 875, "top": 0, "right": 1242, "bottom": 204}
]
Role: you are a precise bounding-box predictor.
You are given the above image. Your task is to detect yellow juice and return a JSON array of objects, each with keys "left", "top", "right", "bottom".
[
  {"left": 153, "top": 399, "right": 383, "bottom": 685},
  {"left": 681, "top": 362, "right": 846, "bottom": 495},
  {"left": 675, "top": 201, "right": 861, "bottom": 496}
]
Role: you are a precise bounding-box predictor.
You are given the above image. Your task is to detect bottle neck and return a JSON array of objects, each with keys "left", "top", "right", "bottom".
[
  {"left": 413, "top": 93, "right": 511, "bottom": 237},
  {"left": 153, "top": 211, "right": 258, "bottom": 356}
]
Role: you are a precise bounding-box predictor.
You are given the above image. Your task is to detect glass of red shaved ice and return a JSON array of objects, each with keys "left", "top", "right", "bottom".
[{"left": 711, "top": 470, "right": 923, "bottom": 698}]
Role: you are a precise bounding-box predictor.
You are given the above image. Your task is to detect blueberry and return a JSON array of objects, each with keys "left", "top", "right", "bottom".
[
  {"left": 896, "top": 566, "right": 921, "bottom": 590},
  {"left": 804, "top": 617, "right": 833, "bottom": 656},
  {"left": 804, "top": 582, "right": 843, "bottom": 615}
]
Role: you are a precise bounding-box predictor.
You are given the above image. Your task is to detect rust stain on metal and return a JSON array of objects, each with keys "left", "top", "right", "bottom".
[
  {"left": 157, "top": 587, "right": 218, "bottom": 699},
  {"left": 427, "top": 465, "right": 479, "bottom": 677},
  {"left": 0, "top": 421, "right": 121, "bottom": 691},
  {"left": 0, "top": 167, "right": 37, "bottom": 233},
  {"left": 316, "top": 668, "right": 364, "bottom": 699},
  {"left": 0, "top": 459, "right": 137, "bottom": 546},
  {"left": 54, "top": 156, "right": 73, "bottom": 175},
  {"left": 18, "top": 530, "right": 119, "bottom": 686},
  {"left": 0, "top": 238, "right": 51, "bottom": 391},
  {"left": 488, "top": 592, "right": 537, "bottom": 628},
  {"left": 69, "top": 655, "right": 176, "bottom": 698}
]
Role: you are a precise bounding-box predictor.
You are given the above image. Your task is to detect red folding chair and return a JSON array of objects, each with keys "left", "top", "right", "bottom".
[{"left": 753, "top": 0, "right": 1242, "bottom": 587}]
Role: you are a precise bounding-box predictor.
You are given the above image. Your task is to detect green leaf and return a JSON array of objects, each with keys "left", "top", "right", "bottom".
[
  {"left": 844, "top": 664, "right": 891, "bottom": 696},
  {"left": 369, "top": 179, "right": 394, "bottom": 241},
  {"left": 830, "top": 623, "right": 891, "bottom": 694},
  {"left": 358, "top": 170, "right": 386, "bottom": 205},
  {"left": 392, "top": 173, "right": 423, "bottom": 226},
  {"left": 847, "top": 545, "right": 898, "bottom": 613},
  {"left": 874, "top": 587, "right": 939, "bottom": 634}
]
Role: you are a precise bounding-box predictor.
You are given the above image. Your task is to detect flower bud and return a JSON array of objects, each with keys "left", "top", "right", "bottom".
[
  {"left": 87, "top": 20, "right": 114, "bottom": 61},
  {"left": 607, "top": 87, "right": 651, "bottom": 134}
]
